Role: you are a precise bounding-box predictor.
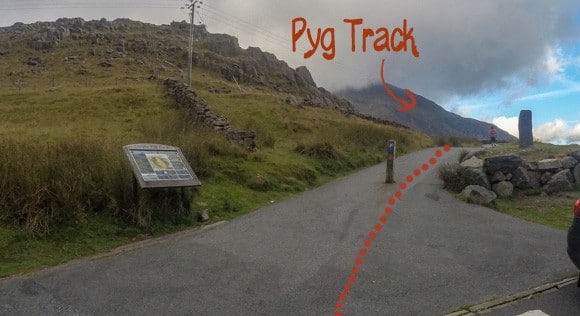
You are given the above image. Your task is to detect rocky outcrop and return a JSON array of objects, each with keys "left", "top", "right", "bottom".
[{"left": 164, "top": 79, "right": 256, "bottom": 150}]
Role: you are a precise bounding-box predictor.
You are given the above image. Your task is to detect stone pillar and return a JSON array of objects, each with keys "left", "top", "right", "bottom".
[{"left": 518, "top": 110, "right": 533, "bottom": 148}]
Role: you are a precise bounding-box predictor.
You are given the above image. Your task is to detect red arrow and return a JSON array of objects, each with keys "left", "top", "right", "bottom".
[{"left": 380, "top": 59, "right": 417, "bottom": 112}]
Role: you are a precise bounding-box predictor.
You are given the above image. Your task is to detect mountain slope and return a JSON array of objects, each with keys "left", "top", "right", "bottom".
[{"left": 338, "top": 84, "right": 517, "bottom": 142}]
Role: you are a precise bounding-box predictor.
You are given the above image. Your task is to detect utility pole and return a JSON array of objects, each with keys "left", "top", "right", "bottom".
[{"left": 185, "top": 0, "right": 202, "bottom": 88}]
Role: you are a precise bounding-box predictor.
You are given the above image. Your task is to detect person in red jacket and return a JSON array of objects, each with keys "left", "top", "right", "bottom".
[{"left": 489, "top": 126, "right": 497, "bottom": 147}]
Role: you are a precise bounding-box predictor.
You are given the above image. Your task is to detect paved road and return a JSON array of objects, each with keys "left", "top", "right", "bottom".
[
  {"left": 0, "top": 147, "right": 576, "bottom": 315},
  {"left": 486, "top": 281, "right": 580, "bottom": 316}
]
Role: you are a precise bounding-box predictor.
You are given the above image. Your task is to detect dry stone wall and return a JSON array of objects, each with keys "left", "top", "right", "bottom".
[
  {"left": 164, "top": 79, "right": 256, "bottom": 150},
  {"left": 459, "top": 150, "right": 580, "bottom": 202}
]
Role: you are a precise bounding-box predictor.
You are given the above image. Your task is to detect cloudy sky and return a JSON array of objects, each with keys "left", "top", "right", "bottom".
[{"left": 2, "top": 0, "right": 580, "bottom": 144}]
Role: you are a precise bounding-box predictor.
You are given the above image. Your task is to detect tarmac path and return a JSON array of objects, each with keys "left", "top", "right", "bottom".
[{"left": 0, "top": 147, "right": 576, "bottom": 315}]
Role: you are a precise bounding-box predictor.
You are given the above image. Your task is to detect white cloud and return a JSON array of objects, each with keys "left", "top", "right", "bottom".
[
  {"left": 534, "top": 119, "right": 568, "bottom": 143},
  {"left": 492, "top": 116, "right": 519, "bottom": 138},
  {"left": 533, "top": 118, "right": 580, "bottom": 144},
  {"left": 544, "top": 46, "right": 566, "bottom": 80}
]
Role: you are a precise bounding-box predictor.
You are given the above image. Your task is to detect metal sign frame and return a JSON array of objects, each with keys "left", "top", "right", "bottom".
[{"left": 123, "top": 143, "right": 201, "bottom": 189}]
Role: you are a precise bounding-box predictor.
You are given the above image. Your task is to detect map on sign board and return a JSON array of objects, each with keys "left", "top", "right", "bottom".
[{"left": 124, "top": 144, "right": 201, "bottom": 188}]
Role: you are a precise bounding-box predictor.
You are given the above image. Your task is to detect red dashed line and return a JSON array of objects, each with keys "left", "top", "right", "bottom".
[{"left": 334, "top": 145, "right": 451, "bottom": 315}]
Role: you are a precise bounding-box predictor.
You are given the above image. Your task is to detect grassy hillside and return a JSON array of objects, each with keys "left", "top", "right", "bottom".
[{"left": 0, "top": 49, "right": 436, "bottom": 277}]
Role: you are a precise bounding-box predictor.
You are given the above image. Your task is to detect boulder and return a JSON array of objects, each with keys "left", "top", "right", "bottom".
[
  {"left": 574, "top": 164, "right": 580, "bottom": 184},
  {"left": 562, "top": 156, "right": 578, "bottom": 169},
  {"left": 490, "top": 171, "right": 507, "bottom": 184},
  {"left": 462, "top": 185, "right": 497, "bottom": 204},
  {"left": 460, "top": 156, "right": 483, "bottom": 169},
  {"left": 537, "top": 158, "right": 563, "bottom": 171},
  {"left": 460, "top": 167, "right": 490, "bottom": 189},
  {"left": 543, "top": 169, "right": 573, "bottom": 193},
  {"left": 569, "top": 150, "right": 580, "bottom": 161},
  {"left": 285, "top": 95, "right": 299, "bottom": 105},
  {"left": 492, "top": 181, "right": 514, "bottom": 198},
  {"left": 483, "top": 155, "right": 523, "bottom": 174},
  {"left": 461, "top": 150, "right": 484, "bottom": 163},
  {"left": 511, "top": 167, "right": 531, "bottom": 189}
]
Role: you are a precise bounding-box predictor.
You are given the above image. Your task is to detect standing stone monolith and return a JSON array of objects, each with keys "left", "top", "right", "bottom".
[{"left": 518, "top": 110, "right": 533, "bottom": 148}]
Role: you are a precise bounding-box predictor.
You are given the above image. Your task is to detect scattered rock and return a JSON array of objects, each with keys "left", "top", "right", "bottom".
[
  {"left": 98, "top": 60, "right": 112, "bottom": 67},
  {"left": 25, "top": 57, "right": 43, "bottom": 66},
  {"left": 562, "top": 156, "right": 578, "bottom": 169},
  {"left": 492, "top": 181, "right": 514, "bottom": 198},
  {"left": 63, "top": 55, "right": 78, "bottom": 62},
  {"left": 483, "top": 155, "right": 523, "bottom": 174},
  {"left": 285, "top": 95, "right": 299, "bottom": 106},
  {"left": 199, "top": 208, "right": 210, "bottom": 222},
  {"left": 537, "top": 158, "right": 562, "bottom": 171},
  {"left": 462, "top": 185, "right": 497, "bottom": 204},
  {"left": 505, "top": 173, "right": 513, "bottom": 181},
  {"left": 543, "top": 169, "right": 573, "bottom": 193}
]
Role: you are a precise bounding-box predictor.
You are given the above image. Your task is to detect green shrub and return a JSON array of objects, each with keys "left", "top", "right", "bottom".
[
  {"left": 294, "top": 142, "right": 339, "bottom": 159},
  {"left": 438, "top": 163, "right": 463, "bottom": 192}
]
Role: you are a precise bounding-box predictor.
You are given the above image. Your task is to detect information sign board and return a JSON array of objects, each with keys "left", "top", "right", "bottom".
[{"left": 123, "top": 144, "right": 201, "bottom": 188}]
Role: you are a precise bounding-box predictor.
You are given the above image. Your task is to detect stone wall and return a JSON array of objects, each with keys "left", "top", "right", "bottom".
[
  {"left": 459, "top": 150, "right": 580, "bottom": 203},
  {"left": 164, "top": 79, "right": 256, "bottom": 150}
]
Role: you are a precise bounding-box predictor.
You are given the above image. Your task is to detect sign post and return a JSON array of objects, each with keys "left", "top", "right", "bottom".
[
  {"left": 386, "top": 140, "right": 396, "bottom": 183},
  {"left": 123, "top": 144, "right": 201, "bottom": 209}
]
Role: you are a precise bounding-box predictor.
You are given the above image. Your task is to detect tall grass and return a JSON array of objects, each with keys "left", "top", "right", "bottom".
[{"left": 0, "top": 139, "right": 129, "bottom": 237}]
